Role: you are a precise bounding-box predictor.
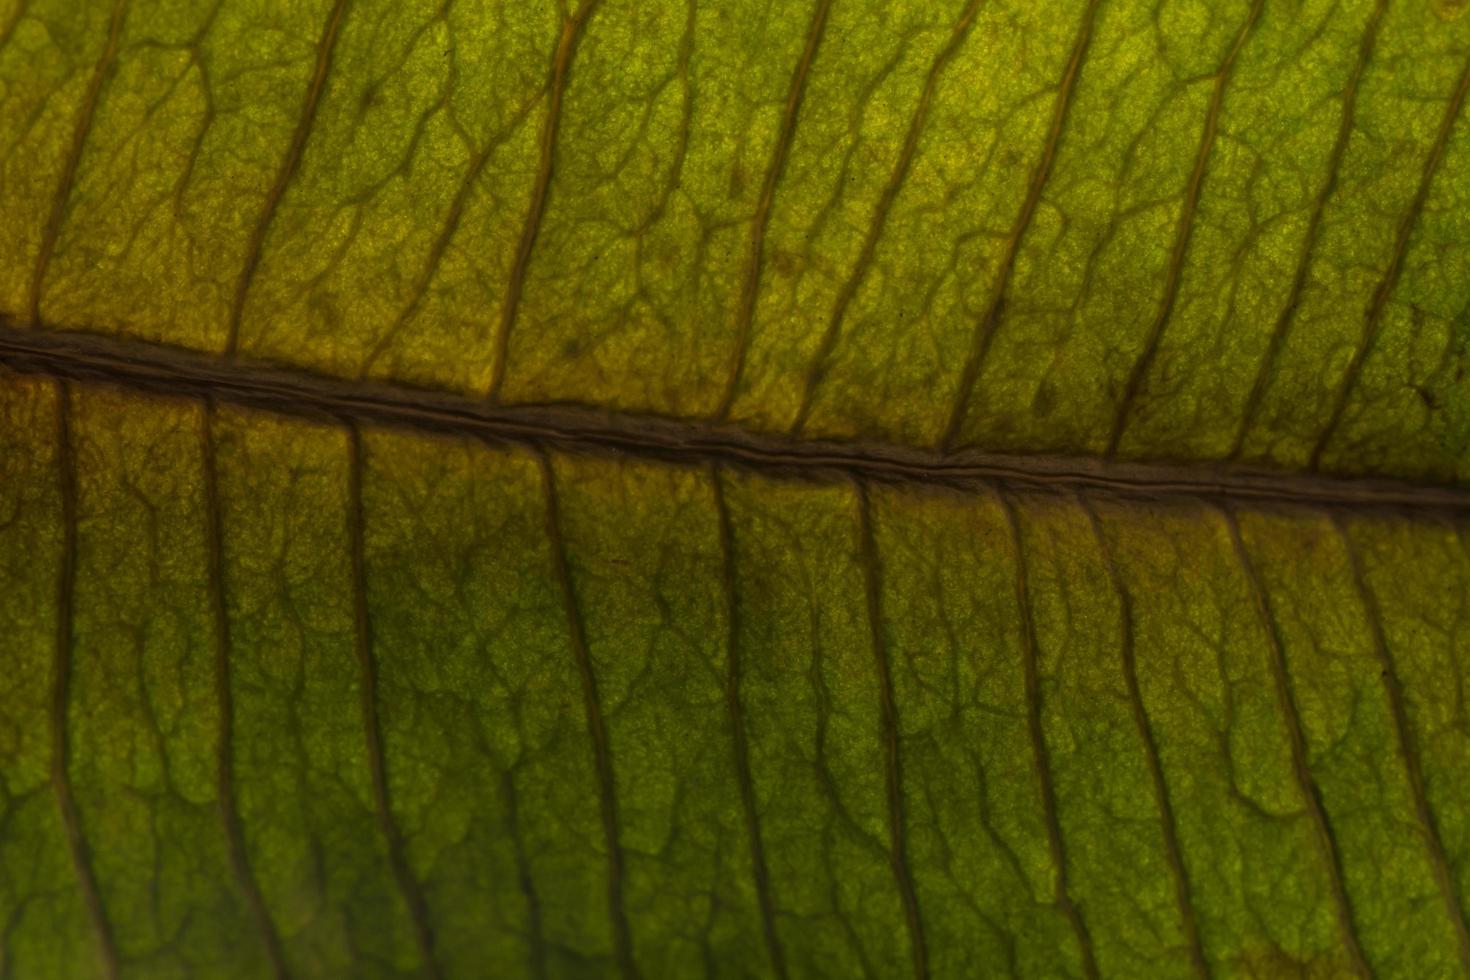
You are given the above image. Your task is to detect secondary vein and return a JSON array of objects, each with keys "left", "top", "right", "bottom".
[
  {"left": 997, "top": 489, "right": 1099, "bottom": 980},
  {"left": 488, "top": 0, "right": 602, "bottom": 402},
  {"left": 1107, "top": 0, "right": 1265, "bottom": 456},
  {"left": 940, "top": 0, "right": 1103, "bottom": 451},
  {"left": 1230, "top": 0, "right": 1390, "bottom": 460},
  {"left": 790, "top": 0, "right": 986, "bottom": 437},
  {"left": 715, "top": 0, "right": 834, "bottom": 422},
  {"left": 225, "top": 0, "right": 352, "bottom": 357},
  {"left": 855, "top": 481, "right": 929, "bottom": 980},
  {"left": 201, "top": 402, "right": 290, "bottom": 979},
  {"left": 710, "top": 465, "right": 789, "bottom": 980},
  {"left": 1222, "top": 505, "right": 1372, "bottom": 979},
  {"left": 346, "top": 424, "right": 443, "bottom": 979},
  {"left": 1335, "top": 515, "right": 1470, "bottom": 974},
  {"left": 537, "top": 450, "right": 638, "bottom": 979},
  {"left": 1082, "top": 496, "right": 1210, "bottom": 979},
  {"left": 27, "top": 0, "right": 131, "bottom": 326},
  {"left": 49, "top": 380, "right": 121, "bottom": 980},
  {"left": 1310, "top": 42, "right": 1470, "bottom": 469}
]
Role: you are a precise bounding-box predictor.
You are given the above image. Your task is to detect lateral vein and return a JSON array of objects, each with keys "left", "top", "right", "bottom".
[
  {"left": 225, "top": 0, "right": 352, "bottom": 357},
  {"left": 27, "top": 0, "right": 131, "bottom": 325},
  {"left": 997, "top": 489, "right": 1099, "bottom": 980},
  {"left": 1230, "top": 0, "right": 1390, "bottom": 460},
  {"left": 201, "top": 403, "right": 290, "bottom": 979},
  {"left": 49, "top": 381, "right": 121, "bottom": 980},
  {"left": 790, "top": 0, "right": 986, "bottom": 437},
  {"left": 715, "top": 0, "right": 835, "bottom": 422},
  {"left": 855, "top": 481, "right": 929, "bottom": 980},
  {"left": 1335, "top": 515, "right": 1470, "bottom": 974},
  {"left": 360, "top": 86, "right": 545, "bottom": 379},
  {"left": 346, "top": 424, "right": 442, "bottom": 979},
  {"left": 0, "top": 1, "right": 28, "bottom": 57},
  {"left": 940, "top": 0, "right": 1102, "bottom": 451},
  {"left": 501, "top": 771, "right": 549, "bottom": 980},
  {"left": 710, "top": 466, "right": 789, "bottom": 980},
  {"left": 1081, "top": 497, "right": 1210, "bottom": 979},
  {"left": 537, "top": 450, "right": 638, "bottom": 979},
  {"left": 1310, "top": 42, "right": 1470, "bottom": 469},
  {"left": 488, "top": 0, "right": 602, "bottom": 402},
  {"left": 1107, "top": 0, "right": 1265, "bottom": 456},
  {"left": 1221, "top": 506, "right": 1372, "bottom": 979}
]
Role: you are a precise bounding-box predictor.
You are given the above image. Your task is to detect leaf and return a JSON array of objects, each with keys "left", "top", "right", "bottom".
[{"left": 2, "top": 0, "right": 1470, "bottom": 977}]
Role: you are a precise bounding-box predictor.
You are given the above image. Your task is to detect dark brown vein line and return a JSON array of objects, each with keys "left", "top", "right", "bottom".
[
  {"left": 1221, "top": 506, "right": 1372, "bottom": 979},
  {"left": 345, "top": 425, "right": 442, "bottom": 980},
  {"left": 536, "top": 450, "right": 638, "bottom": 980},
  {"left": 1080, "top": 498, "right": 1210, "bottom": 980},
  {"left": 200, "top": 403, "right": 289, "bottom": 980},
  {"left": 995, "top": 489, "right": 1099, "bottom": 980},
  {"left": 710, "top": 465, "right": 788, "bottom": 980},
  {"left": 1229, "top": 0, "right": 1390, "bottom": 460},
  {"left": 27, "top": 0, "right": 130, "bottom": 325},
  {"left": 633, "top": 0, "right": 697, "bottom": 238},
  {"left": 854, "top": 481, "right": 929, "bottom": 980},
  {"left": 223, "top": 0, "right": 351, "bottom": 358},
  {"left": 501, "top": 771, "right": 549, "bottom": 980},
  {"left": 1334, "top": 515, "right": 1470, "bottom": 973},
  {"left": 486, "top": 0, "right": 601, "bottom": 402},
  {"left": 939, "top": 0, "right": 1102, "bottom": 452},
  {"left": 790, "top": 0, "right": 986, "bottom": 437},
  {"left": 1309, "top": 44, "right": 1470, "bottom": 470},
  {"left": 0, "top": 1, "right": 29, "bottom": 62},
  {"left": 6, "top": 323, "right": 1470, "bottom": 515},
  {"left": 360, "top": 89, "right": 545, "bottom": 378},
  {"left": 1107, "top": 0, "right": 1264, "bottom": 456},
  {"left": 49, "top": 381, "right": 120, "bottom": 980},
  {"left": 713, "top": 0, "right": 834, "bottom": 422}
]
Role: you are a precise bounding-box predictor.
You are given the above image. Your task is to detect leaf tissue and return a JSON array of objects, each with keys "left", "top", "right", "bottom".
[{"left": 2, "top": 0, "right": 1470, "bottom": 976}]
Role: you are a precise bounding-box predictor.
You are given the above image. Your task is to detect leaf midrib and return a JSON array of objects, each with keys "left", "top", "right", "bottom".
[{"left": 2, "top": 319, "right": 1467, "bottom": 516}]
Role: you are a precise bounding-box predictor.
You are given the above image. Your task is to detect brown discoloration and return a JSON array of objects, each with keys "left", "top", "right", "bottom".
[{"left": 1435, "top": 0, "right": 1469, "bottom": 23}]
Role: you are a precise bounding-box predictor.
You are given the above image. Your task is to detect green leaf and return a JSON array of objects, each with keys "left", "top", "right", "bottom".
[{"left": 2, "top": 0, "right": 1470, "bottom": 976}]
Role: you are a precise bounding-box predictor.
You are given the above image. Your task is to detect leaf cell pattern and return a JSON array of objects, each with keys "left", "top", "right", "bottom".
[
  {"left": 5, "top": 0, "right": 1470, "bottom": 976},
  {"left": 2, "top": 0, "right": 1469, "bottom": 482},
  {"left": 2, "top": 378, "right": 1470, "bottom": 976}
]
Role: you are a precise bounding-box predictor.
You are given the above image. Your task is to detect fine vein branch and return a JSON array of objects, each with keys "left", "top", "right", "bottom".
[{"left": 1, "top": 321, "right": 1467, "bottom": 515}]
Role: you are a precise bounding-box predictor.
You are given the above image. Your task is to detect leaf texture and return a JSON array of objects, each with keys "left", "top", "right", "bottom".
[
  {"left": 4, "top": 0, "right": 1470, "bottom": 976},
  {"left": 2, "top": 375, "right": 1470, "bottom": 976},
  {"left": 2, "top": 0, "right": 1469, "bottom": 479}
]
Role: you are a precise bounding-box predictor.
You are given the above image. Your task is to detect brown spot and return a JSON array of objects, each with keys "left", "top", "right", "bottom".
[
  {"left": 1032, "top": 380, "right": 1057, "bottom": 418},
  {"left": 767, "top": 248, "right": 803, "bottom": 278},
  {"left": 358, "top": 81, "right": 383, "bottom": 118},
  {"left": 728, "top": 161, "right": 747, "bottom": 199},
  {"left": 1230, "top": 943, "right": 1359, "bottom": 980},
  {"left": 1435, "top": 0, "right": 1469, "bottom": 21}
]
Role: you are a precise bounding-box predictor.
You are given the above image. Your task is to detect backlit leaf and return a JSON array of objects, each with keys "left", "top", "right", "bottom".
[{"left": 3, "top": 0, "right": 1470, "bottom": 976}]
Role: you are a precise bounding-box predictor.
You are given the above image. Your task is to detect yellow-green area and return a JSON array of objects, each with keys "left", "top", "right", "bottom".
[
  {"left": 2, "top": 0, "right": 1469, "bottom": 480},
  {"left": 5, "top": 0, "right": 1470, "bottom": 976}
]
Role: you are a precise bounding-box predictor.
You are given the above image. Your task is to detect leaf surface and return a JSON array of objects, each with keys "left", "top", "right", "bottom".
[{"left": 4, "top": 0, "right": 1470, "bottom": 976}]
